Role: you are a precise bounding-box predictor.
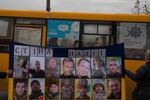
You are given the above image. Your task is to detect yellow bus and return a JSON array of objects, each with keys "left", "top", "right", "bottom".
[{"left": 0, "top": 9, "right": 149, "bottom": 100}]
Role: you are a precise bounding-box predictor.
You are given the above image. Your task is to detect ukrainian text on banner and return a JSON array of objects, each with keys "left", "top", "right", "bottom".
[{"left": 9, "top": 43, "right": 125, "bottom": 100}]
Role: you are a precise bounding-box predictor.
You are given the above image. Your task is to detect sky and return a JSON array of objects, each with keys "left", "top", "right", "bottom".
[{"left": 0, "top": 0, "right": 149, "bottom": 14}]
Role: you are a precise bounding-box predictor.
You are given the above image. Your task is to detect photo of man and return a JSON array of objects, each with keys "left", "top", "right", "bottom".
[
  {"left": 29, "top": 57, "right": 45, "bottom": 78},
  {"left": 107, "top": 57, "right": 121, "bottom": 78},
  {"left": 61, "top": 58, "right": 75, "bottom": 78},
  {"left": 92, "top": 79, "right": 106, "bottom": 100},
  {"left": 76, "top": 58, "right": 91, "bottom": 78},
  {"left": 13, "top": 79, "right": 28, "bottom": 100},
  {"left": 45, "top": 57, "right": 60, "bottom": 78},
  {"left": 76, "top": 79, "right": 90, "bottom": 100},
  {"left": 45, "top": 78, "right": 59, "bottom": 100},
  {"left": 91, "top": 57, "right": 106, "bottom": 78},
  {"left": 61, "top": 79, "right": 74, "bottom": 100},
  {"left": 29, "top": 79, "right": 44, "bottom": 100},
  {"left": 13, "top": 56, "right": 29, "bottom": 78},
  {"left": 107, "top": 79, "right": 121, "bottom": 99}
]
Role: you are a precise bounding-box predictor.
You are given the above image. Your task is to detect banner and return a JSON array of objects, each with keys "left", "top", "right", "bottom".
[{"left": 9, "top": 43, "right": 124, "bottom": 100}]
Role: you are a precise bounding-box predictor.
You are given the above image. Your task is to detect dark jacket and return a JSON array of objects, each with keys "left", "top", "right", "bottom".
[
  {"left": 29, "top": 90, "right": 44, "bottom": 100},
  {"left": 125, "top": 61, "right": 150, "bottom": 100},
  {"left": 60, "top": 73, "right": 74, "bottom": 78},
  {"left": 107, "top": 92, "right": 121, "bottom": 99},
  {"left": 29, "top": 69, "right": 45, "bottom": 78},
  {"left": 92, "top": 68, "right": 105, "bottom": 78},
  {"left": 45, "top": 91, "right": 59, "bottom": 100},
  {"left": 107, "top": 71, "right": 121, "bottom": 78}
]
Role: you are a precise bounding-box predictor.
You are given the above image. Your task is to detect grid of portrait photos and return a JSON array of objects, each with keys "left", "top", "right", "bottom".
[{"left": 10, "top": 43, "right": 124, "bottom": 100}]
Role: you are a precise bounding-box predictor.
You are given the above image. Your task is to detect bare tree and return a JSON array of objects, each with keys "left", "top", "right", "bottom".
[
  {"left": 142, "top": 1, "right": 150, "bottom": 15},
  {"left": 132, "top": 0, "right": 150, "bottom": 15}
]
